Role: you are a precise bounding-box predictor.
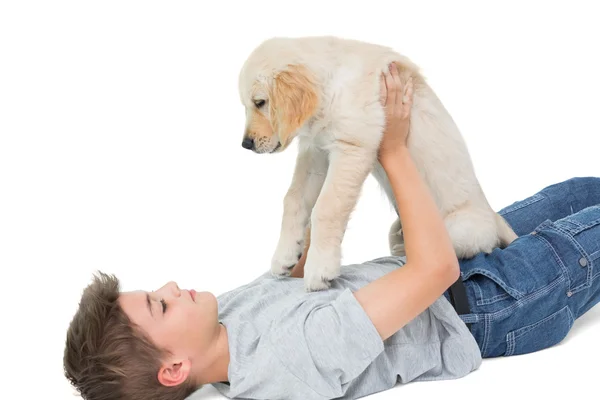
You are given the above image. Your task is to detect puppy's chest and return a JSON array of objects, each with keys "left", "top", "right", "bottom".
[
  {"left": 303, "top": 111, "right": 376, "bottom": 150},
  {"left": 300, "top": 119, "right": 334, "bottom": 147}
]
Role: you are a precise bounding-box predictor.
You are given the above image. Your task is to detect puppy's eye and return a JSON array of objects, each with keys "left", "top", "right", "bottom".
[{"left": 253, "top": 99, "right": 266, "bottom": 109}]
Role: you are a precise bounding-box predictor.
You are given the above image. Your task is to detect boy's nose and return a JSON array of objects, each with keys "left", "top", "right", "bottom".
[{"left": 166, "top": 281, "right": 181, "bottom": 296}]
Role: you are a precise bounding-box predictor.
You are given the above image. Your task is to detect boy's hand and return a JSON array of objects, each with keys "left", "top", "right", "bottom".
[{"left": 378, "top": 63, "right": 414, "bottom": 162}]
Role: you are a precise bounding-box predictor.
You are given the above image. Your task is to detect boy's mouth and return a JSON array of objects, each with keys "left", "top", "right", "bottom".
[{"left": 190, "top": 289, "right": 197, "bottom": 301}]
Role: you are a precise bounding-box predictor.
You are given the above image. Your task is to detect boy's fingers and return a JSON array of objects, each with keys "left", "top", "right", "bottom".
[
  {"left": 386, "top": 65, "right": 397, "bottom": 100},
  {"left": 379, "top": 73, "right": 387, "bottom": 105},
  {"left": 390, "top": 63, "right": 402, "bottom": 107},
  {"left": 399, "top": 78, "right": 413, "bottom": 118}
]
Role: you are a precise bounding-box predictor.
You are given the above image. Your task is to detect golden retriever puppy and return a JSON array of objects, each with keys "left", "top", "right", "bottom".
[{"left": 238, "top": 36, "right": 517, "bottom": 291}]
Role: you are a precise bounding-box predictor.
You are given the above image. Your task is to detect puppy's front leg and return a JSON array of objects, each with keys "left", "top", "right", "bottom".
[
  {"left": 303, "top": 146, "right": 376, "bottom": 291},
  {"left": 271, "top": 150, "right": 327, "bottom": 276}
]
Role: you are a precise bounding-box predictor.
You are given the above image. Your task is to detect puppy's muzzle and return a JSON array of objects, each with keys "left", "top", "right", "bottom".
[{"left": 241, "top": 137, "right": 254, "bottom": 150}]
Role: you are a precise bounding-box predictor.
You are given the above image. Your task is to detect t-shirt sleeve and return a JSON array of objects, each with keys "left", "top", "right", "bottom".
[{"left": 267, "top": 288, "right": 385, "bottom": 398}]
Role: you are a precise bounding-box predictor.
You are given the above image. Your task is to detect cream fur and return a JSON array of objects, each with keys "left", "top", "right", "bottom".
[{"left": 238, "top": 36, "right": 518, "bottom": 291}]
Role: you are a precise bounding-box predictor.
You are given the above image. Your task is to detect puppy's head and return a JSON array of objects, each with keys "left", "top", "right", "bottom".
[{"left": 238, "top": 49, "right": 319, "bottom": 154}]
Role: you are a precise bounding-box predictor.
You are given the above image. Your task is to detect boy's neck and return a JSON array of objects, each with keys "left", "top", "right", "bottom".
[{"left": 196, "top": 323, "right": 230, "bottom": 385}]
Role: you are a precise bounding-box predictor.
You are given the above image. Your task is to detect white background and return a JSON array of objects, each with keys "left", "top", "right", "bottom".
[{"left": 1, "top": 1, "right": 599, "bottom": 399}]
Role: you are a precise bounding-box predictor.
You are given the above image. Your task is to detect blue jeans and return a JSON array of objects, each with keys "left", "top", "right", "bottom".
[{"left": 450, "top": 177, "right": 600, "bottom": 358}]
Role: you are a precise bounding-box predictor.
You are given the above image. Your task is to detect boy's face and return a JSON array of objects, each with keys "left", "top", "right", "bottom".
[{"left": 119, "top": 281, "right": 219, "bottom": 382}]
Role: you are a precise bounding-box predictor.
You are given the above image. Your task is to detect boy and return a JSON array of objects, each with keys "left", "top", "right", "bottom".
[{"left": 64, "top": 65, "right": 600, "bottom": 400}]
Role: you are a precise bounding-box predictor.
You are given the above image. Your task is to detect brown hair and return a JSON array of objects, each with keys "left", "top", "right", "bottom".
[{"left": 63, "top": 271, "right": 198, "bottom": 400}]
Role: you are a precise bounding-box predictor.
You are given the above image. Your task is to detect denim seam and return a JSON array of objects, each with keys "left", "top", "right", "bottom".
[
  {"left": 589, "top": 249, "right": 600, "bottom": 262},
  {"left": 498, "top": 193, "right": 545, "bottom": 216},
  {"left": 505, "top": 305, "right": 574, "bottom": 357},
  {"left": 592, "top": 265, "right": 600, "bottom": 281},
  {"left": 482, "top": 314, "right": 491, "bottom": 357},
  {"left": 560, "top": 220, "right": 585, "bottom": 231},
  {"left": 488, "top": 274, "right": 566, "bottom": 321},
  {"left": 566, "top": 305, "right": 575, "bottom": 327},
  {"left": 459, "top": 314, "right": 479, "bottom": 323},
  {"left": 466, "top": 275, "right": 514, "bottom": 307},
  {"left": 532, "top": 233, "right": 572, "bottom": 289},
  {"left": 552, "top": 224, "right": 588, "bottom": 254},
  {"left": 482, "top": 277, "right": 565, "bottom": 357},
  {"left": 506, "top": 331, "right": 515, "bottom": 356},
  {"left": 468, "top": 279, "right": 484, "bottom": 304},
  {"left": 477, "top": 292, "right": 512, "bottom": 306},
  {"left": 549, "top": 224, "right": 593, "bottom": 293},
  {"left": 463, "top": 268, "right": 524, "bottom": 299},
  {"left": 512, "top": 305, "right": 571, "bottom": 339},
  {"left": 556, "top": 215, "right": 600, "bottom": 235}
]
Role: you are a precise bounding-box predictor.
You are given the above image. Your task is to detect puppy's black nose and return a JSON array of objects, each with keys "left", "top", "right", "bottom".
[{"left": 241, "top": 137, "right": 254, "bottom": 150}]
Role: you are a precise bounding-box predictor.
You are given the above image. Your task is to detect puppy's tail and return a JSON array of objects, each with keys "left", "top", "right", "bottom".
[{"left": 495, "top": 213, "right": 519, "bottom": 248}]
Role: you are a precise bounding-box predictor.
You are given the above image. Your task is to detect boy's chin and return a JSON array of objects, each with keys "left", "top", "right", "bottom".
[{"left": 195, "top": 291, "right": 216, "bottom": 305}]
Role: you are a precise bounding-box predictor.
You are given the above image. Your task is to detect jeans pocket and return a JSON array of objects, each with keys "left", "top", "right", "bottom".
[
  {"left": 463, "top": 268, "right": 521, "bottom": 307},
  {"left": 505, "top": 305, "right": 575, "bottom": 356},
  {"left": 543, "top": 205, "right": 600, "bottom": 292}
]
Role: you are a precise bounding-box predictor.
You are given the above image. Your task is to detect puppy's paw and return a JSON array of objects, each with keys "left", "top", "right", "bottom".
[
  {"left": 303, "top": 248, "right": 341, "bottom": 292},
  {"left": 271, "top": 237, "right": 304, "bottom": 277}
]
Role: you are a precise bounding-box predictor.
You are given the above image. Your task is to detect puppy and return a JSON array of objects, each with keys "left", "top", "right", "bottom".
[{"left": 238, "top": 36, "right": 517, "bottom": 291}]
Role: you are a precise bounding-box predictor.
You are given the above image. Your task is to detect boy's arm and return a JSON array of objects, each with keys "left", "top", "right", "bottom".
[
  {"left": 271, "top": 148, "right": 459, "bottom": 392},
  {"left": 354, "top": 146, "right": 459, "bottom": 341},
  {"left": 292, "top": 150, "right": 459, "bottom": 341},
  {"left": 353, "top": 65, "right": 459, "bottom": 341},
  {"left": 295, "top": 65, "right": 458, "bottom": 343}
]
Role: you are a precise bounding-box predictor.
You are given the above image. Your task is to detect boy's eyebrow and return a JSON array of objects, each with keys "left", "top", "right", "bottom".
[{"left": 146, "top": 293, "right": 153, "bottom": 317}]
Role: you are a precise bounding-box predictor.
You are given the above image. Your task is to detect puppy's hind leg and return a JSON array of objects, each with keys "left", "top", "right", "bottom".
[
  {"left": 303, "top": 146, "right": 376, "bottom": 291},
  {"left": 495, "top": 212, "right": 519, "bottom": 247},
  {"left": 444, "top": 205, "right": 501, "bottom": 259}
]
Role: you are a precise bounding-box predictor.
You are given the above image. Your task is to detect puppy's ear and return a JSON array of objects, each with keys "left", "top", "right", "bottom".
[{"left": 269, "top": 64, "right": 319, "bottom": 147}]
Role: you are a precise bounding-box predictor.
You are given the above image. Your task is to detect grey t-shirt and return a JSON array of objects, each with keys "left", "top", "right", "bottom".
[{"left": 198, "top": 256, "right": 481, "bottom": 400}]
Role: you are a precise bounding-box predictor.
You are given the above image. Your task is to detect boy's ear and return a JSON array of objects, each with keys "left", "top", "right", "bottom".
[{"left": 157, "top": 359, "right": 192, "bottom": 387}]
